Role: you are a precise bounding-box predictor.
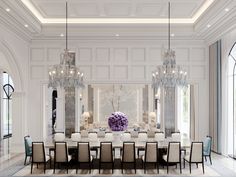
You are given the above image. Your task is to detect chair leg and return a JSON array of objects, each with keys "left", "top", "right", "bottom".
[
  {"left": 196, "top": 163, "right": 198, "bottom": 168},
  {"left": 183, "top": 159, "right": 185, "bottom": 168},
  {"left": 44, "top": 162, "right": 46, "bottom": 174},
  {"left": 31, "top": 163, "right": 33, "bottom": 174},
  {"left": 202, "top": 162, "right": 205, "bottom": 174},
  {"left": 157, "top": 162, "right": 159, "bottom": 174},
  {"left": 121, "top": 163, "right": 123, "bottom": 174},
  {"left": 24, "top": 156, "right": 27, "bottom": 165},
  {"left": 53, "top": 162, "right": 55, "bottom": 174},
  {"left": 204, "top": 156, "right": 207, "bottom": 161},
  {"left": 67, "top": 163, "right": 69, "bottom": 174},
  {"left": 112, "top": 162, "right": 114, "bottom": 174},
  {"left": 167, "top": 163, "right": 169, "bottom": 174},
  {"left": 99, "top": 162, "right": 101, "bottom": 174},
  {"left": 90, "top": 162, "right": 92, "bottom": 174},
  {"left": 180, "top": 162, "right": 182, "bottom": 174},
  {"left": 189, "top": 163, "right": 191, "bottom": 174},
  {"left": 144, "top": 163, "right": 146, "bottom": 174},
  {"left": 209, "top": 155, "right": 212, "bottom": 165}
]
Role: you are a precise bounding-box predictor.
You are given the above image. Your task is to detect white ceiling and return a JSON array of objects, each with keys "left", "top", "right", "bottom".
[
  {"left": 21, "top": 0, "right": 214, "bottom": 24},
  {"left": 30, "top": 0, "right": 205, "bottom": 18}
]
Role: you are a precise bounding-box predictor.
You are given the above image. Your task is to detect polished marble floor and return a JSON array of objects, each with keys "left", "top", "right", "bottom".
[{"left": 0, "top": 138, "right": 236, "bottom": 176}]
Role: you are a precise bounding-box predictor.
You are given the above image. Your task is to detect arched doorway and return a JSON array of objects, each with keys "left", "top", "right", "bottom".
[{"left": 228, "top": 43, "right": 236, "bottom": 159}]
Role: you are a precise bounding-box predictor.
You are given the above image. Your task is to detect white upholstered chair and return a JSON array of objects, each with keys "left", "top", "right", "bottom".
[
  {"left": 54, "top": 132, "right": 65, "bottom": 142},
  {"left": 31, "top": 142, "right": 51, "bottom": 174},
  {"left": 97, "top": 131, "right": 105, "bottom": 138},
  {"left": 81, "top": 130, "right": 88, "bottom": 138},
  {"left": 171, "top": 132, "right": 181, "bottom": 141},
  {"left": 137, "top": 132, "right": 148, "bottom": 156},
  {"left": 77, "top": 142, "right": 92, "bottom": 173},
  {"left": 143, "top": 142, "right": 159, "bottom": 174},
  {"left": 54, "top": 142, "right": 72, "bottom": 174},
  {"left": 183, "top": 142, "right": 204, "bottom": 174},
  {"left": 105, "top": 132, "right": 113, "bottom": 141},
  {"left": 88, "top": 132, "right": 97, "bottom": 141},
  {"left": 155, "top": 132, "right": 165, "bottom": 141},
  {"left": 130, "top": 131, "right": 138, "bottom": 138},
  {"left": 122, "top": 132, "right": 131, "bottom": 141},
  {"left": 163, "top": 142, "right": 182, "bottom": 174},
  {"left": 71, "top": 132, "right": 81, "bottom": 141}
]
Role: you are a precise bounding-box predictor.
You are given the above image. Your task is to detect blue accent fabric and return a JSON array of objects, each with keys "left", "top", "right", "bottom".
[
  {"left": 203, "top": 137, "right": 211, "bottom": 156},
  {"left": 24, "top": 137, "right": 32, "bottom": 156}
]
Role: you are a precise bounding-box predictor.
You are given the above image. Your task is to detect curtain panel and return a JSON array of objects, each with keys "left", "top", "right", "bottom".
[{"left": 209, "top": 40, "right": 222, "bottom": 153}]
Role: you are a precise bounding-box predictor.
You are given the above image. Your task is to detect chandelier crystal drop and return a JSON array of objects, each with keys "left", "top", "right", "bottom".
[
  {"left": 48, "top": 2, "right": 84, "bottom": 89},
  {"left": 152, "top": 2, "right": 187, "bottom": 89}
]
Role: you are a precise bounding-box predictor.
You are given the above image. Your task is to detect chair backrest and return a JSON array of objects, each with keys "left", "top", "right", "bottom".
[
  {"left": 122, "top": 132, "right": 131, "bottom": 141},
  {"left": 88, "top": 132, "right": 97, "bottom": 141},
  {"left": 54, "top": 132, "right": 65, "bottom": 142},
  {"left": 24, "top": 135, "right": 32, "bottom": 156},
  {"left": 167, "top": 142, "right": 181, "bottom": 163},
  {"left": 155, "top": 132, "right": 165, "bottom": 141},
  {"left": 145, "top": 142, "right": 158, "bottom": 162},
  {"left": 130, "top": 131, "right": 138, "bottom": 138},
  {"left": 190, "top": 142, "right": 203, "bottom": 163},
  {"left": 105, "top": 132, "right": 113, "bottom": 141},
  {"left": 203, "top": 136, "right": 212, "bottom": 155},
  {"left": 77, "top": 142, "right": 90, "bottom": 162},
  {"left": 71, "top": 132, "right": 81, "bottom": 141},
  {"left": 55, "top": 142, "right": 68, "bottom": 162},
  {"left": 122, "top": 142, "right": 135, "bottom": 162},
  {"left": 171, "top": 132, "right": 181, "bottom": 141},
  {"left": 97, "top": 131, "right": 105, "bottom": 138},
  {"left": 147, "top": 131, "right": 155, "bottom": 138},
  {"left": 32, "top": 142, "right": 45, "bottom": 163},
  {"left": 138, "top": 132, "right": 148, "bottom": 141},
  {"left": 81, "top": 130, "right": 88, "bottom": 138},
  {"left": 100, "top": 142, "right": 113, "bottom": 162}
]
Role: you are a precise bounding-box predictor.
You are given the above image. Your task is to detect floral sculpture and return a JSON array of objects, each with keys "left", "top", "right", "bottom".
[{"left": 108, "top": 112, "right": 128, "bottom": 131}]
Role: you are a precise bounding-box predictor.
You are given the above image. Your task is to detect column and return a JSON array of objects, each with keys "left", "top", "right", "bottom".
[
  {"left": 75, "top": 88, "right": 82, "bottom": 132},
  {"left": 55, "top": 87, "right": 65, "bottom": 132}
]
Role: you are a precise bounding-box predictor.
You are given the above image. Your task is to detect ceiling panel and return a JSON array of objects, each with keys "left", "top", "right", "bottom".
[{"left": 28, "top": 0, "right": 207, "bottom": 18}]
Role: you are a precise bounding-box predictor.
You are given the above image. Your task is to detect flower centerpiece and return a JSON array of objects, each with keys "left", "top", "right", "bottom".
[{"left": 108, "top": 112, "right": 128, "bottom": 131}]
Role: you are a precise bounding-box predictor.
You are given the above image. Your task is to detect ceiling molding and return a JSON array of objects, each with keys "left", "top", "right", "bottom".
[{"left": 20, "top": 0, "right": 214, "bottom": 24}]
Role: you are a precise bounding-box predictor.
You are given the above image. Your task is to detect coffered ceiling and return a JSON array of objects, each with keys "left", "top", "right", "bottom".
[
  {"left": 21, "top": 0, "right": 213, "bottom": 24},
  {"left": 0, "top": 0, "right": 236, "bottom": 42}
]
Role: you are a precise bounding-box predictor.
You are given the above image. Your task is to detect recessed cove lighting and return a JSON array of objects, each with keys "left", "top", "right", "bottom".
[
  {"left": 5, "top": 8, "right": 10, "bottom": 12},
  {"left": 24, "top": 24, "right": 29, "bottom": 28},
  {"left": 225, "top": 8, "right": 229, "bottom": 12},
  {"left": 207, "top": 24, "right": 211, "bottom": 28},
  {"left": 60, "top": 33, "right": 64, "bottom": 37}
]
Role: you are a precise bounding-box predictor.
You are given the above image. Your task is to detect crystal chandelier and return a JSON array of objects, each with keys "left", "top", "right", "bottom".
[
  {"left": 152, "top": 2, "right": 187, "bottom": 89},
  {"left": 48, "top": 2, "right": 84, "bottom": 89}
]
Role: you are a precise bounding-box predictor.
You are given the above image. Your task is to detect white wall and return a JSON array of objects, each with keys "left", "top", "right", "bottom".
[
  {"left": 220, "top": 28, "right": 236, "bottom": 155},
  {"left": 29, "top": 38, "right": 209, "bottom": 141},
  {"left": 0, "top": 23, "right": 29, "bottom": 150}
]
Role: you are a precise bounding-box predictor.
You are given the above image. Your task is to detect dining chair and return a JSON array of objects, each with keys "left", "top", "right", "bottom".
[
  {"left": 88, "top": 132, "right": 98, "bottom": 158},
  {"left": 54, "top": 142, "right": 72, "bottom": 174},
  {"left": 147, "top": 131, "right": 155, "bottom": 138},
  {"left": 203, "top": 136, "right": 212, "bottom": 164},
  {"left": 105, "top": 132, "right": 113, "bottom": 141},
  {"left": 142, "top": 142, "right": 159, "bottom": 174},
  {"left": 137, "top": 132, "right": 148, "bottom": 157},
  {"left": 121, "top": 142, "right": 136, "bottom": 173},
  {"left": 31, "top": 142, "right": 51, "bottom": 174},
  {"left": 97, "top": 131, "right": 105, "bottom": 138},
  {"left": 77, "top": 142, "right": 92, "bottom": 173},
  {"left": 24, "top": 135, "right": 32, "bottom": 165},
  {"left": 171, "top": 132, "right": 181, "bottom": 141},
  {"left": 183, "top": 142, "right": 204, "bottom": 174},
  {"left": 81, "top": 130, "right": 88, "bottom": 138},
  {"left": 154, "top": 132, "right": 165, "bottom": 142},
  {"left": 54, "top": 132, "right": 65, "bottom": 142},
  {"left": 130, "top": 131, "right": 138, "bottom": 138},
  {"left": 99, "top": 142, "right": 114, "bottom": 174},
  {"left": 163, "top": 142, "right": 182, "bottom": 174},
  {"left": 71, "top": 132, "right": 81, "bottom": 141},
  {"left": 122, "top": 132, "right": 131, "bottom": 141}
]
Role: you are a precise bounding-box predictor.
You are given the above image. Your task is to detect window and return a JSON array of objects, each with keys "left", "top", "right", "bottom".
[
  {"left": 2, "top": 72, "right": 14, "bottom": 138},
  {"left": 228, "top": 43, "right": 236, "bottom": 158},
  {"left": 177, "top": 85, "right": 191, "bottom": 140}
]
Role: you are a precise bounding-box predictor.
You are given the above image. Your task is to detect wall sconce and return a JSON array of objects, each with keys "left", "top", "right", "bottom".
[{"left": 79, "top": 93, "right": 82, "bottom": 101}]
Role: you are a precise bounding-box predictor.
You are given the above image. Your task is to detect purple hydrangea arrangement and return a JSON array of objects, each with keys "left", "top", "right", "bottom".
[{"left": 108, "top": 112, "right": 128, "bottom": 131}]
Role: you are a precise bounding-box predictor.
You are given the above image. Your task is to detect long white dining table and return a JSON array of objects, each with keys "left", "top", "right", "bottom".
[{"left": 44, "top": 138, "right": 191, "bottom": 150}]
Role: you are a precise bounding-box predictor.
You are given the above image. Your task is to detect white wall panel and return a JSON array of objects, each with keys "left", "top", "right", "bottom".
[
  {"left": 113, "top": 65, "right": 128, "bottom": 80},
  {"left": 78, "top": 48, "right": 92, "bottom": 62},
  {"left": 95, "top": 65, "right": 110, "bottom": 79},
  {"left": 113, "top": 48, "right": 128, "bottom": 63},
  {"left": 31, "top": 48, "right": 45, "bottom": 61},
  {"left": 132, "top": 48, "right": 146, "bottom": 61},
  {"left": 47, "top": 48, "right": 61, "bottom": 61},
  {"left": 148, "top": 47, "right": 161, "bottom": 62},
  {"left": 31, "top": 65, "right": 45, "bottom": 79},
  {"left": 174, "top": 48, "right": 189, "bottom": 61},
  {"left": 96, "top": 48, "right": 110, "bottom": 62},
  {"left": 191, "top": 65, "right": 206, "bottom": 79},
  {"left": 80, "top": 65, "right": 92, "bottom": 80},
  {"left": 131, "top": 66, "right": 146, "bottom": 80},
  {"left": 191, "top": 48, "right": 206, "bottom": 61}
]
